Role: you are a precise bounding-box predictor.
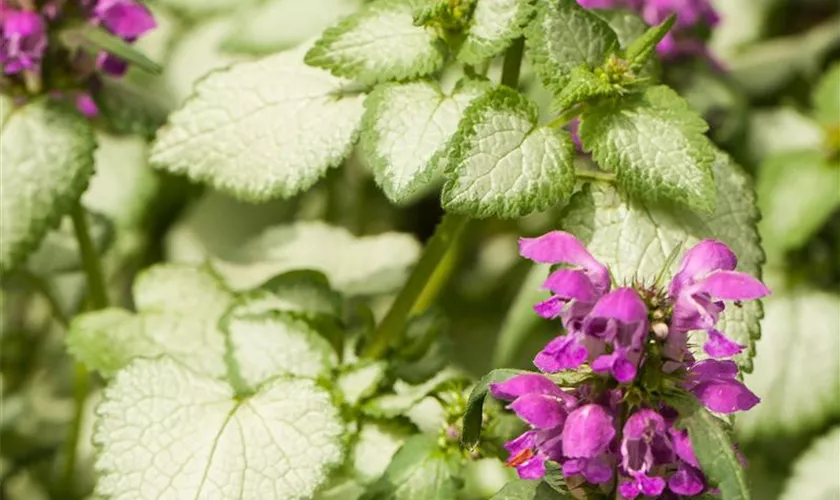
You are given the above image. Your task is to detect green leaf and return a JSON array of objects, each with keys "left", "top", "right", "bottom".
[
  {"left": 580, "top": 85, "right": 717, "bottom": 213},
  {"left": 458, "top": 0, "right": 535, "bottom": 65},
  {"left": 746, "top": 107, "right": 824, "bottom": 163},
  {"left": 562, "top": 152, "right": 764, "bottom": 371},
  {"left": 351, "top": 420, "right": 413, "bottom": 484},
  {"left": 442, "top": 87, "right": 576, "bottom": 218},
  {"left": 94, "top": 357, "right": 345, "bottom": 500},
  {"left": 76, "top": 25, "right": 162, "bottom": 74},
  {"left": 524, "top": 0, "right": 619, "bottom": 93},
  {"left": 812, "top": 62, "right": 840, "bottom": 128},
  {"left": 154, "top": 0, "right": 245, "bottom": 17},
  {"left": 233, "top": 270, "right": 343, "bottom": 318},
  {"left": 304, "top": 0, "right": 447, "bottom": 85},
  {"left": 363, "top": 368, "right": 463, "bottom": 418},
  {"left": 83, "top": 132, "right": 160, "bottom": 230},
  {"left": 592, "top": 9, "right": 647, "bottom": 49},
  {"left": 151, "top": 47, "right": 365, "bottom": 202},
  {"left": 338, "top": 361, "right": 388, "bottom": 406},
  {"left": 94, "top": 76, "right": 171, "bottom": 138},
  {"left": 222, "top": 311, "right": 338, "bottom": 388},
  {"left": 67, "top": 264, "right": 234, "bottom": 378},
  {"left": 361, "top": 79, "right": 490, "bottom": 203},
  {"left": 624, "top": 15, "right": 675, "bottom": 69},
  {"left": 360, "top": 435, "right": 462, "bottom": 500},
  {"left": 0, "top": 100, "right": 97, "bottom": 275},
  {"left": 779, "top": 426, "right": 840, "bottom": 500},
  {"left": 223, "top": 0, "right": 363, "bottom": 55},
  {"left": 462, "top": 368, "right": 526, "bottom": 450},
  {"left": 674, "top": 396, "right": 751, "bottom": 500},
  {"left": 490, "top": 479, "right": 572, "bottom": 499},
  {"left": 25, "top": 209, "right": 112, "bottom": 275},
  {"left": 553, "top": 66, "right": 619, "bottom": 111},
  {"left": 737, "top": 288, "right": 840, "bottom": 439},
  {"left": 213, "top": 221, "right": 421, "bottom": 295},
  {"left": 757, "top": 150, "right": 840, "bottom": 254}
]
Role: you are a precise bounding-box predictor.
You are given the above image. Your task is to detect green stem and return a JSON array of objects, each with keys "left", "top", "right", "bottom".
[
  {"left": 64, "top": 203, "right": 109, "bottom": 496},
  {"left": 500, "top": 37, "right": 524, "bottom": 88},
  {"left": 70, "top": 203, "right": 109, "bottom": 309},
  {"left": 546, "top": 104, "right": 585, "bottom": 129},
  {"left": 362, "top": 213, "right": 469, "bottom": 358},
  {"left": 575, "top": 169, "right": 617, "bottom": 183}
]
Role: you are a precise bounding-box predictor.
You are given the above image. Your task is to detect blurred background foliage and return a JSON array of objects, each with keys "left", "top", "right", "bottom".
[{"left": 0, "top": 0, "right": 838, "bottom": 498}]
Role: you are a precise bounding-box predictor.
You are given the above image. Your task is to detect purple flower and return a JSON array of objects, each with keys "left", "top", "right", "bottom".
[
  {"left": 618, "top": 409, "right": 671, "bottom": 497},
  {"left": 587, "top": 288, "right": 649, "bottom": 383},
  {"left": 668, "top": 240, "right": 770, "bottom": 359},
  {"left": 91, "top": 0, "right": 155, "bottom": 76},
  {"left": 561, "top": 404, "right": 616, "bottom": 484},
  {"left": 75, "top": 93, "right": 99, "bottom": 118},
  {"left": 685, "top": 359, "right": 760, "bottom": 414},
  {"left": 0, "top": 8, "right": 47, "bottom": 74}
]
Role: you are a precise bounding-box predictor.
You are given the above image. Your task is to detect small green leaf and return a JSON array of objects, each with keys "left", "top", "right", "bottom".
[
  {"left": 624, "top": 15, "right": 675, "bottom": 69},
  {"left": 223, "top": 0, "right": 363, "bottom": 55},
  {"left": 338, "top": 361, "right": 388, "bottom": 406},
  {"left": 490, "top": 479, "right": 572, "bottom": 499},
  {"left": 94, "top": 358, "right": 345, "bottom": 500},
  {"left": 360, "top": 434, "right": 463, "bottom": 500},
  {"left": 363, "top": 369, "right": 464, "bottom": 418},
  {"left": 737, "top": 288, "right": 840, "bottom": 439},
  {"left": 76, "top": 25, "right": 162, "bottom": 74},
  {"left": 580, "top": 85, "right": 717, "bottom": 213},
  {"left": 351, "top": 420, "right": 414, "bottom": 484},
  {"left": 151, "top": 47, "right": 365, "bottom": 202},
  {"left": 812, "top": 62, "right": 840, "bottom": 128},
  {"left": 562, "top": 152, "right": 764, "bottom": 371},
  {"left": 442, "top": 87, "right": 576, "bottom": 218},
  {"left": 524, "top": 0, "right": 619, "bottom": 93},
  {"left": 757, "top": 149, "right": 840, "bottom": 254},
  {"left": 361, "top": 79, "right": 490, "bottom": 203},
  {"left": 305, "top": 0, "right": 447, "bottom": 85},
  {"left": 462, "top": 368, "right": 527, "bottom": 450},
  {"left": 458, "top": 0, "right": 535, "bottom": 65},
  {"left": 553, "top": 66, "right": 619, "bottom": 111},
  {"left": 673, "top": 396, "right": 751, "bottom": 500},
  {"left": 779, "top": 426, "right": 840, "bottom": 500},
  {"left": 0, "top": 100, "right": 97, "bottom": 275}
]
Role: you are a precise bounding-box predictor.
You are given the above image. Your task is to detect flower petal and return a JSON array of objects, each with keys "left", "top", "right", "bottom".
[
  {"left": 591, "top": 288, "right": 648, "bottom": 323},
  {"left": 696, "top": 270, "right": 771, "bottom": 301},
  {"left": 669, "top": 428, "right": 699, "bottom": 468},
  {"left": 504, "top": 430, "right": 536, "bottom": 455},
  {"left": 490, "top": 373, "right": 564, "bottom": 401},
  {"left": 688, "top": 359, "right": 739, "bottom": 382},
  {"left": 670, "top": 240, "right": 737, "bottom": 294},
  {"left": 669, "top": 464, "right": 705, "bottom": 496},
  {"left": 543, "top": 269, "right": 598, "bottom": 303},
  {"left": 704, "top": 329, "right": 746, "bottom": 358},
  {"left": 691, "top": 379, "right": 760, "bottom": 414},
  {"left": 639, "top": 475, "right": 666, "bottom": 497},
  {"left": 562, "top": 404, "right": 615, "bottom": 458},
  {"left": 534, "top": 335, "right": 588, "bottom": 373},
  {"left": 518, "top": 232, "right": 610, "bottom": 292},
  {"left": 515, "top": 454, "right": 547, "bottom": 480},
  {"left": 534, "top": 297, "right": 564, "bottom": 319},
  {"left": 581, "top": 456, "right": 613, "bottom": 484},
  {"left": 612, "top": 355, "right": 638, "bottom": 383},
  {"left": 618, "top": 479, "right": 641, "bottom": 499},
  {"left": 509, "top": 394, "right": 568, "bottom": 428}
]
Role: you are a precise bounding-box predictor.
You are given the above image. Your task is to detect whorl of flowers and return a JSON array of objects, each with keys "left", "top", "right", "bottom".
[
  {"left": 0, "top": 0, "right": 155, "bottom": 116},
  {"left": 577, "top": 0, "right": 719, "bottom": 60},
  {"left": 490, "top": 232, "right": 769, "bottom": 498}
]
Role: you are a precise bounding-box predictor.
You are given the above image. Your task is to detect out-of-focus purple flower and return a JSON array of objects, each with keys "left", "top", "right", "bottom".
[
  {"left": 0, "top": 8, "right": 47, "bottom": 74},
  {"left": 685, "top": 359, "right": 760, "bottom": 414},
  {"left": 93, "top": 0, "right": 156, "bottom": 39},
  {"left": 75, "top": 93, "right": 99, "bottom": 118}
]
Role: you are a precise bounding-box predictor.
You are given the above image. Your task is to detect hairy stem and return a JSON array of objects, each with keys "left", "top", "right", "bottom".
[
  {"left": 362, "top": 213, "right": 469, "bottom": 358},
  {"left": 65, "top": 203, "right": 110, "bottom": 495},
  {"left": 501, "top": 37, "right": 525, "bottom": 89}
]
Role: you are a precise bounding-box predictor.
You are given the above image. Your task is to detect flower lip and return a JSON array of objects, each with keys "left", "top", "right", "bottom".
[{"left": 519, "top": 231, "right": 611, "bottom": 293}]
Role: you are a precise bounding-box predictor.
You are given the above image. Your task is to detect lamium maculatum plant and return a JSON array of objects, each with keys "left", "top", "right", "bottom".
[{"left": 2, "top": 0, "right": 838, "bottom": 499}]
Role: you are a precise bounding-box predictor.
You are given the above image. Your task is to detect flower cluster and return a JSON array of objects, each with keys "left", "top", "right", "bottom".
[
  {"left": 490, "top": 232, "right": 769, "bottom": 497},
  {"left": 577, "top": 0, "right": 719, "bottom": 59},
  {"left": 0, "top": 0, "right": 155, "bottom": 116}
]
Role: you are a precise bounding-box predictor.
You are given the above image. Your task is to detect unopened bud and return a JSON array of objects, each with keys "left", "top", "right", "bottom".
[{"left": 652, "top": 322, "right": 669, "bottom": 339}]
